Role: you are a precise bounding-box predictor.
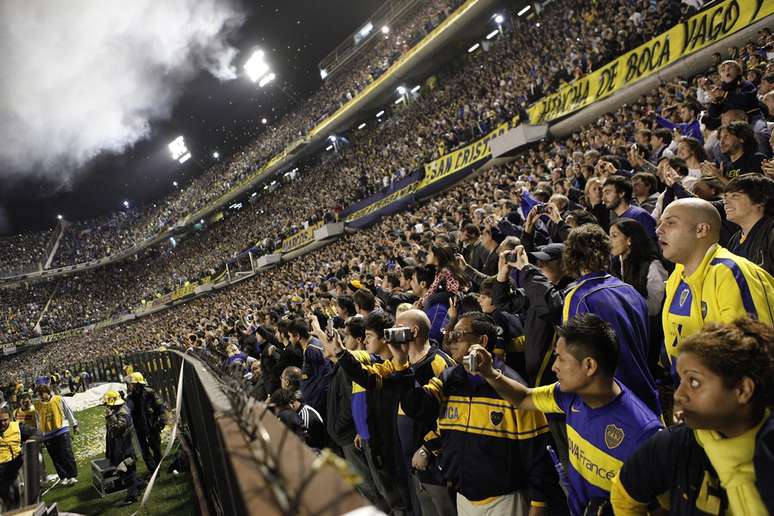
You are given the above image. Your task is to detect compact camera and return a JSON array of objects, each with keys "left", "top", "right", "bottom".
[
  {"left": 384, "top": 327, "right": 413, "bottom": 344},
  {"left": 504, "top": 250, "right": 519, "bottom": 263},
  {"left": 462, "top": 351, "right": 478, "bottom": 374}
]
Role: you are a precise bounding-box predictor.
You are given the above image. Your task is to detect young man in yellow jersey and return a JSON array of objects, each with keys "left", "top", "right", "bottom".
[
  {"left": 34, "top": 384, "right": 79, "bottom": 486},
  {"left": 657, "top": 198, "right": 774, "bottom": 384},
  {"left": 13, "top": 391, "right": 37, "bottom": 430}
]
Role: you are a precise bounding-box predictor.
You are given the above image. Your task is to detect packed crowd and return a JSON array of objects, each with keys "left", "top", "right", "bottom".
[
  {"left": 3, "top": 6, "right": 774, "bottom": 514},
  {"left": 0, "top": 0, "right": 696, "bottom": 276},
  {"left": 0, "top": 0, "right": 710, "bottom": 345}
]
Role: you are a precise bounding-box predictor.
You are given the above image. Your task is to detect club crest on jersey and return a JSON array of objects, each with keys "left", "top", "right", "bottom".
[
  {"left": 679, "top": 288, "right": 690, "bottom": 307},
  {"left": 490, "top": 411, "right": 504, "bottom": 426},
  {"left": 604, "top": 424, "right": 625, "bottom": 449},
  {"left": 701, "top": 301, "right": 708, "bottom": 319}
]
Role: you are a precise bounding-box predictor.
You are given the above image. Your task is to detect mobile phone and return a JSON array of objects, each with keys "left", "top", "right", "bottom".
[{"left": 326, "top": 318, "right": 336, "bottom": 339}]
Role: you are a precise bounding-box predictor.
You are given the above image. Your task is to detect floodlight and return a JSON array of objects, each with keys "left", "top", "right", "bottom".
[
  {"left": 244, "top": 50, "right": 270, "bottom": 83},
  {"left": 200, "top": 219, "right": 204, "bottom": 224},
  {"left": 357, "top": 122, "right": 366, "bottom": 130},
  {"left": 486, "top": 29, "right": 499, "bottom": 40},
  {"left": 536, "top": 22, "right": 541, "bottom": 27},
  {"left": 326, "top": 145, "right": 333, "bottom": 151},
  {"left": 358, "top": 22, "right": 373, "bottom": 38},
  {"left": 411, "top": 85, "right": 421, "bottom": 93},
  {"left": 397, "top": 86, "right": 407, "bottom": 95},
  {"left": 261, "top": 118, "right": 268, "bottom": 124},
  {"left": 381, "top": 26, "right": 390, "bottom": 34},
  {"left": 57, "top": 214, "right": 63, "bottom": 220},
  {"left": 375, "top": 110, "right": 385, "bottom": 118},
  {"left": 258, "top": 72, "right": 276, "bottom": 88},
  {"left": 213, "top": 151, "right": 220, "bottom": 159},
  {"left": 494, "top": 14, "right": 504, "bottom": 24},
  {"left": 468, "top": 43, "right": 480, "bottom": 53},
  {"left": 329, "top": 135, "right": 337, "bottom": 142},
  {"left": 123, "top": 200, "right": 130, "bottom": 208},
  {"left": 394, "top": 97, "right": 404, "bottom": 105},
  {"left": 320, "top": 68, "right": 328, "bottom": 79},
  {"left": 517, "top": 5, "right": 531, "bottom": 16},
  {"left": 168, "top": 136, "right": 191, "bottom": 164},
  {"left": 173, "top": 181, "right": 178, "bottom": 187}
]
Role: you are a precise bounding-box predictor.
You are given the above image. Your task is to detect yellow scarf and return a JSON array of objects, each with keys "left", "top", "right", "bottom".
[{"left": 694, "top": 412, "right": 769, "bottom": 516}]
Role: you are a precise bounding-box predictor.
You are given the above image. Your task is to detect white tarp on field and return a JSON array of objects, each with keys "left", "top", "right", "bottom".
[{"left": 65, "top": 382, "right": 127, "bottom": 412}]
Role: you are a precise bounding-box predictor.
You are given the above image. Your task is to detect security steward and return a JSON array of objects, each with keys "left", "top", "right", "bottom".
[
  {"left": 14, "top": 391, "right": 37, "bottom": 430},
  {"left": 126, "top": 372, "right": 166, "bottom": 473},
  {"left": 1, "top": 405, "right": 41, "bottom": 510},
  {"left": 103, "top": 390, "right": 142, "bottom": 507}
]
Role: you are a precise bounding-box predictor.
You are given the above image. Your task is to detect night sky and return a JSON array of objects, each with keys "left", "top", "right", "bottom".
[{"left": 0, "top": 0, "right": 383, "bottom": 235}]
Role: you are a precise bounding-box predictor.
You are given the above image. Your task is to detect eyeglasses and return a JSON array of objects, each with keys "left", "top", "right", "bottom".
[{"left": 445, "top": 330, "right": 479, "bottom": 342}]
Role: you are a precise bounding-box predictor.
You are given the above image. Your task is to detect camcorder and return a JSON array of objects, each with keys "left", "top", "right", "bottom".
[{"left": 384, "top": 327, "right": 413, "bottom": 344}]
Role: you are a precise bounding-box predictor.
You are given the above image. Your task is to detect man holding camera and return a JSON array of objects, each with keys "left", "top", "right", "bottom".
[{"left": 394, "top": 311, "right": 566, "bottom": 516}]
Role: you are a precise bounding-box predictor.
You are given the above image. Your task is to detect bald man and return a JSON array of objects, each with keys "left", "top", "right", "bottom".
[{"left": 657, "top": 199, "right": 774, "bottom": 383}]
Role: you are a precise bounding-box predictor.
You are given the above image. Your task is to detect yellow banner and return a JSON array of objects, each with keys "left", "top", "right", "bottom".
[
  {"left": 421, "top": 122, "right": 510, "bottom": 187},
  {"left": 528, "top": 0, "right": 771, "bottom": 124},
  {"left": 345, "top": 182, "right": 422, "bottom": 222},
  {"left": 281, "top": 221, "right": 324, "bottom": 253}
]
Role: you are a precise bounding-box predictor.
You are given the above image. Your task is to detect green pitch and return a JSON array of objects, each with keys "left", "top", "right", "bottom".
[{"left": 40, "top": 405, "right": 196, "bottom": 515}]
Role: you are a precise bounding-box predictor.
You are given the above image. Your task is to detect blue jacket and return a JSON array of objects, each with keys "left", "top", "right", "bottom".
[
  {"left": 563, "top": 272, "right": 661, "bottom": 415},
  {"left": 424, "top": 291, "right": 452, "bottom": 346}
]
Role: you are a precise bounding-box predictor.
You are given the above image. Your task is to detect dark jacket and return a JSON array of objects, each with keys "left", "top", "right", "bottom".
[
  {"left": 491, "top": 265, "right": 572, "bottom": 386},
  {"left": 325, "top": 363, "right": 356, "bottom": 448},
  {"left": 400, "top": 361, "right": 561, "bottom": 506},
  {"left": 105, "top": 405, "right": 137, "bottom": 467},
  {"left": 618, "top": 415, "right": 774, "bottom": 515},
  {"left": 127, "top": 386, "right": 166, "bottom": 434},
  {"left": 728, "top": 216, "right": 774, "bottom": 276},
  {"left": 375, "top": 287, "right": 416, "bottom": 315}
]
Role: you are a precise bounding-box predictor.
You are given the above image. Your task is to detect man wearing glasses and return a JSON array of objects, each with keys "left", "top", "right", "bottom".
[{"left": 392, "top": 311, "right": 566, "bottom": 516}]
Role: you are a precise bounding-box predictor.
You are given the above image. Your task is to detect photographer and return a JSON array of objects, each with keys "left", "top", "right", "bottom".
[
  {"left": 473, "top": 314, "right": 662, "bottom": 516},
  {"left": 395, "top": 312, "right": 566, "bottom": 515},
  {"left": 102, "top": 391, "right": 142, "bottom": 507}
]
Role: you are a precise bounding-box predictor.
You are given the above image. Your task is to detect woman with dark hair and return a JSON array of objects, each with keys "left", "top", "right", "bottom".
[
  {"left": 676, "top": 136, "right": 708, "bottom": 178},
  {"left": 419, "top": 243, "right": 467, "bottom": 307},
  {"left": 612, "top": 318, "right": 774, "bottom": 515},
  {"left": 609, "top": 219, "right": 668, "bottom": 317}
]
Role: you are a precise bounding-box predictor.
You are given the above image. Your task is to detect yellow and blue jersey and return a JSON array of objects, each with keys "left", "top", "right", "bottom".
[
  {"left": 531, "top": 381, "right": 662, "bottom": 516},
  {"left": 663, "top": 245, "right": 774, "bottom": 383},
  {"left": 563, "top": 272, "right": 660, "bottom": 415}
]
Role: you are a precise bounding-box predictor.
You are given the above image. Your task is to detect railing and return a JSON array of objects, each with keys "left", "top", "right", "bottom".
[{"left": 36, "top": 348, "right": 370, "bottom": 516}]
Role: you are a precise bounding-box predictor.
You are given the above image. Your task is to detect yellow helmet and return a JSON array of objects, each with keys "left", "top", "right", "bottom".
[
  {"left": 128, "top": 372, "right": 147, "bottom": 385},
  {"left": 103, "top": 391, "right": 124, "bottom": 406}
]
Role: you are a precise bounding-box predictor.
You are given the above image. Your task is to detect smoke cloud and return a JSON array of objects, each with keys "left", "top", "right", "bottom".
[{"left": 0, "top": 0, "right": 245, "bottom": 187}]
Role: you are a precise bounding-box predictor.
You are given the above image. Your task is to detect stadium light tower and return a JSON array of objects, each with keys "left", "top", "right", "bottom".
[
  {"left": 244, "top": 50, "right": 275, "bottom": 87},
  {"left": 168, "top": 136, "right": 191, "bottom": 164}
]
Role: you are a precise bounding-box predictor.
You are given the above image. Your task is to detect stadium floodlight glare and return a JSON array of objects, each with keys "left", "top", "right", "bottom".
[
  {"left": 494, "top": 14, "right": 504, "bottom": 24},
  {"left": 486, "top": 29, "right": 499, "bottom": 40},
  {"left": 381, "top": 25, "right": 390, "bottom": 34},
  {"left": 517, "top": 5, "right": 531, "bottom": 16},
  {"left": 325, "top": 144, "right": 333, "bottom": 151},
  {"left": 396, "top": 86, "right": 407, "bottom": 95},
  {"left": 251, "top": 192, "right": 257, "bottom": 197},
  {"left": 320, "top": 68, "right": 328, "bottom": 79},
  {"left": 468, "top": 43, "right": 480, "bottom": 53},
  {"left": 123, "top": 200, "right": 130, "bottom": 208},
  {"left": 258, "top": 72, "right": 276, "bottom": 88},
  {"left": 57, "top": 214, "right": 63, "bottom": 220},
  {"left": 394, "top": 97, "right": 404, "bottom": 105},
  {"left": 536, "top": 22, "right": 541, "bottom": 27},
  {"left": 376, "top": 110, "right": 385, "bottom": 118},
  {"left": 173, "top": 181, "right": 178, "bottom": 187},
  {"left": 212, "top": 151, "right": 220, "bottom": 159},
  {"left": 261, "top": 118, "right": 268, "bottom": 124},
  {"left": 358, "top": 22, "right": 373, "bottom": 38},
  {"left": 168, "top": 135, "right": 191, "bottom": 164},
  {"left": 357, "top": 122, "right": 366, "bottom": 130},
  {"left": 244, "top": 50, "right": 271, "bottom": 83},
  {"left": 200, "top": 219, "right": 204, "bottom": 224},
  {"left": 411, "top": 85, "right": 421, "bottom": 93}
]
